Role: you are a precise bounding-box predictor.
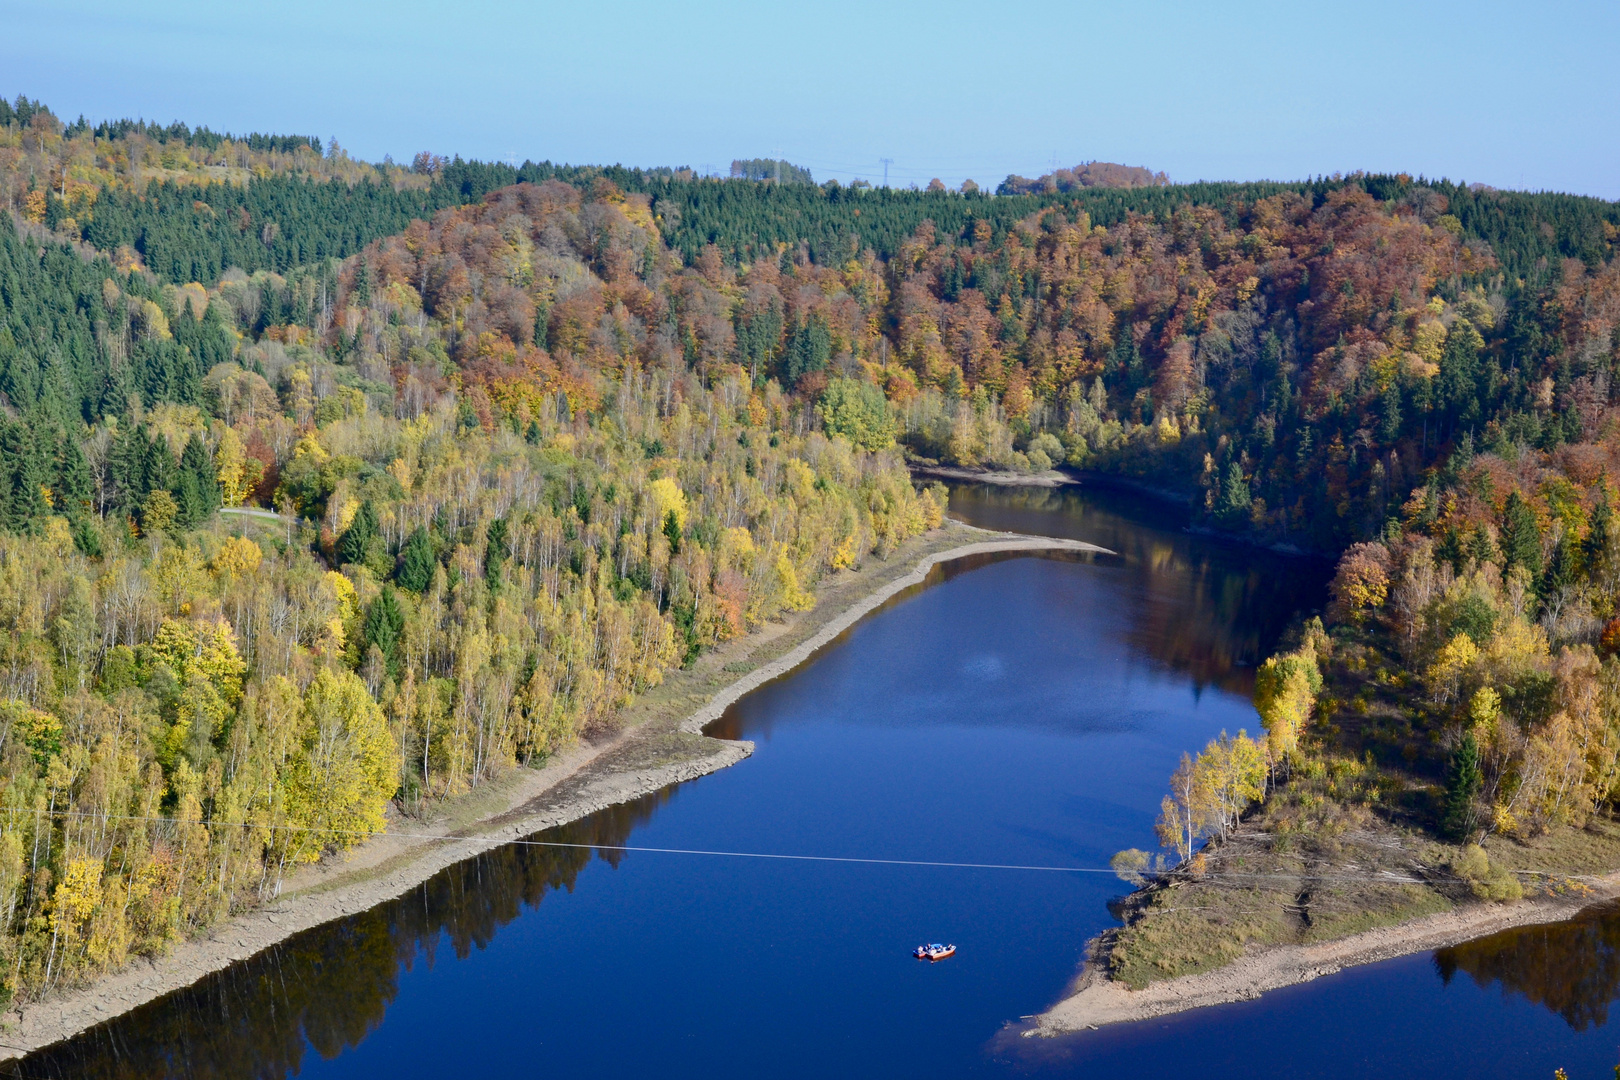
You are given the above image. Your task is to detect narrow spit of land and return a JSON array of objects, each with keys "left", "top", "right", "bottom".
[
  {"left": 0, "top": 522, "right": 1110, "bottom": 1061},
  {"left": 1029, "top": 794, "right": 1620, "bottom": 1037},
  {"left": 1031, "top": 874, "right": 1620, "bottom": 1035}
]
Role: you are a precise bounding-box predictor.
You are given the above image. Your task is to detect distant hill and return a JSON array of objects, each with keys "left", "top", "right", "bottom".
[
  {"left": 9, "top": 94, "right": 1615, "bottom": 283},
  {"left": 998, "top": 161, "right": 1169, "bottom": 195}
]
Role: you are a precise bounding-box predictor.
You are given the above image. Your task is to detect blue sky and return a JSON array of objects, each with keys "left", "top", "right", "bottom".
[{"left": 2, "top": 0, "right": 1616, "bottom": 197}]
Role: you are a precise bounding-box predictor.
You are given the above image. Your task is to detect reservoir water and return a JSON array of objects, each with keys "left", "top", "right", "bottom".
[{"left": 11, "top": 485, "right": 1616, "bottom": 1078}]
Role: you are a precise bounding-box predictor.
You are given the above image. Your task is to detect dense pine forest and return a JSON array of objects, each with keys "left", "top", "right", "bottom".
[{"left": 1, "top": 89, "right": 1620, "bottom": 1004}]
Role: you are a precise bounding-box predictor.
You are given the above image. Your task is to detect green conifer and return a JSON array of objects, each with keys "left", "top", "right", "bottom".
[
  {"left": 1500, "top": 491, "right": 1542, "bottom": 576},
  {"left": 485, "top": 518, "right": 509, "bottom": 590},
  {"left": 1220, "top": 461, "right": 1252, "bottom": 522},
  {"left": 337, "top": 500, "right": 378, "bottom": 567},
  {"left": 362, "top": 587, "right": 405, "bottom": 679},
  {"left": 396, "top": 527, "right": 436, "bottom": 592},
  {"left": 1441, "top": 733, "right": 1483, "bottom": 840}
]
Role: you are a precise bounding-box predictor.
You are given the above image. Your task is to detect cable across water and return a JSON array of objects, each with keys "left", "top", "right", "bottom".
[{"left": 9, "top": 805, "right": 1596, "bottom": 885}]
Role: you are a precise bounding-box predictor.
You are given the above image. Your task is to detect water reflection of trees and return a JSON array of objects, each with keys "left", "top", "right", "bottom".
[
  {"left": 1435, "top": 904, "right": 1620, "bottom": 1031},
  {"left": 945, "top": 485, "right": 1329, "bottom": 695},
  {"left": 6, "top": 791, "right": 670, "bottom": 1080}
]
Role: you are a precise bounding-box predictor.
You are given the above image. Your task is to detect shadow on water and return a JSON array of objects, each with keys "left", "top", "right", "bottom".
[
  {"left": 943, "top": 482, "right": 1332, "bottom": 696},
  {"left": 5, "top": 792, "right": 672, "bottom": 1080},
  {"left": 1435, "top": 902, "right": 1620, "bottom": 1032}
]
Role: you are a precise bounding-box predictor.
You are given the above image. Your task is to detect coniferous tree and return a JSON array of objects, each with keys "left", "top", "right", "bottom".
[
  {"left": 663, "top": 510, "right": 682, "bottom": 555},
  {"left": 736, "top": 301, "right": 783, "bottom": 385},
  {"left": 353, "top": 257, "right": 373, "bottom": 307},
  {"left": 783, "top": 313, "right": 831, "bottom": 386},
  {"left": 55, "top": 433, "right": 92, "bottom": 518},
  {"left": 1378, "top": 383, "right": 1403, "bottom": 444},
  {"left": 1438, "top": 324, "right": 1483, "bottom": 435},
  {"left": 1468, "top": 524, "right": 1498, "bottom": 567},
  {"left": 1500, "top": 492, "right": 1542, "bottom": 577},
  {"left": 532, "top": 302, "right": 550, "bottom": 350},
  {"left": 70, "top": 517, "right": 101, "bottom": 557},
  {"left": 337, "top": 500, "right": 378, "bottom": 567},
  {"left": 9, "top": 424, "right": 48, "bottom": 531},
  {"left": 0, "top": 423, "right": 32, "bottom": 532},
  {"left": 1585, "top": 496, "right": 1612, "bottom": 571},
  {"left": 362, "top": 586, "right": 405, "bottom": 680},
  {"left": 109, "top": 425, "right": 143, "bottom": 514},
  {"left": 173, "top": 469, "right": 206, "bottom": 529},
  {"left": 1219, "top": 461, "right": 1252, "bottom": 522},
  {"left": 396, "top": 527, "right": 436, "bottom": 592},
  {"left": 1441, "top": 734, "right": 1483, "bottom": 840},
  {"left": 485, "top": 517, "right": 509, "bottom": 590},
  {"left": 179, "top": 434, "right": 220, "bottom": 519},
  {"left": 1542, "top": 527, "right": 1581, "bottom": 603},
  {"left": 143, "top": 429, "right": 177, "bottom": 496}
]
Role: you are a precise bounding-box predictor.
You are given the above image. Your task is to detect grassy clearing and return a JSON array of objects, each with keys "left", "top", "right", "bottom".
[
  {"left": 1109, "top": 881, "right": 1299, "bottom": 989},
  {"left": 1106, "top": 810, "right": 1461, "bottom": 989},
  {"left": 1483, "top": 815, "right": 1620, "bottom": 877},
  {"left": 1300, "top": 883, "right": 1453, "bottom": 943}
]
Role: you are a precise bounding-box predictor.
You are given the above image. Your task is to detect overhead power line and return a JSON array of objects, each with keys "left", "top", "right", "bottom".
[{"left": 9, "top": 805, "right": 1590, "bottom": 887}]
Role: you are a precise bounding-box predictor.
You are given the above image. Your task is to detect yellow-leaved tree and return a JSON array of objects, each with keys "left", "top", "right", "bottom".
[
  {"left": 212, "top": 536, "right": 263, "bottom": 583},
  {"left": 1156, "top": 752, "right": 1216, "bottom": 859},
  {"left": 286, "top": 668, "right": 400, "bottom": 859},
  {"left": 647, "top": 476, "right": 688, "bottom": 534},
  {"left": 1427, "top": 633, "right": 1482, "bottom": 706},
  {"left": 214, "top": 427, "right": 251, "bottom": 507},
  {"left": 1154, "top": 729, "right": 1267, "bottom": 862},
  {"left": 1198, "top": 731, "right": 1267, "bottom": 837},
  {"left": 150, "top": 617, "right": 246, "bottom": 765},
  {"left": 1252, "top": 624, "right": 1325, "bottom": 782}
]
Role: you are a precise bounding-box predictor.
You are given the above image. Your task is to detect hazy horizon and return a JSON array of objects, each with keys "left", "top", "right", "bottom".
[{"left": 3, "top": 0, "right": 1616, "bottom": 199}]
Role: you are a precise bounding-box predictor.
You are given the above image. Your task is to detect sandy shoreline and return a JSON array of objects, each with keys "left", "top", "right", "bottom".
[
  {"left": 0, "top": 526, "right": 1108, "bottom": 1061},
  {"left": 0, "top": 737, "right": 755, "bottom": 1060},
  {"left": 1030, "top": 875, "right": 1620, "bottom": 1036}
]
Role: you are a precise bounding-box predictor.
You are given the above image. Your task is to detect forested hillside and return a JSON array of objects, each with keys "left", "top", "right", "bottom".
[
  {"left": 1, "top": 101, "right": 469, "bottom": 284},
  {"left": 2, "top": 90, "right": 1620, "bottom": 1006},
  {"left": 1092, "top": 162, "right": 1620, "bottom": 964},
  {"left": 0, "top": 103, "right": 951, "bottom": 1007}
]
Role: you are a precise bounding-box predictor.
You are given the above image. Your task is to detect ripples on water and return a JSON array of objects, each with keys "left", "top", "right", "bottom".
[{"left": 15, "top": 484, "right": 1620, "bottom": 1078}]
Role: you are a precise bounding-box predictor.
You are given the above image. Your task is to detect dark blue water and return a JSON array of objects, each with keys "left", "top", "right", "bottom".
[
  {"left": 1002, "top": 945, "right": 1620, "bottom": 1077},
  {"left": 15, "top": 485, "right": 1619, "bottom": 1078}
]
